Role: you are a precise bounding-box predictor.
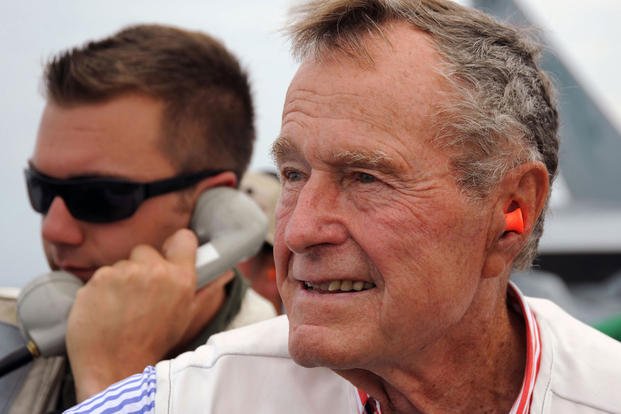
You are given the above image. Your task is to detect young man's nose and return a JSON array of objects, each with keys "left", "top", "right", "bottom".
[{"left": 41, "top": 197, "right": 84, "bottom": 246}]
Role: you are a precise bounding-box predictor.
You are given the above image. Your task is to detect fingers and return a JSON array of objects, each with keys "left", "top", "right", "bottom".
[
  {"left": 125, "top": 228, "right": 198, "bottom": 285},
  {"left": 127, "top": 228, "right": 198, "bottom": 266},
  {"left": 162, "top": 228, "right": 199, "bottom": 268}
]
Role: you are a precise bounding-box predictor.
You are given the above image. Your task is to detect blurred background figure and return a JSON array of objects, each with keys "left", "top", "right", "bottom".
[{"left": 239, "top": 171, "right": 283, "bottom": 314}]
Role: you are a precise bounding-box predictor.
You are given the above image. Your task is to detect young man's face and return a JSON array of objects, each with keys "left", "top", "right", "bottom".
[{"left": 31, "top": 94, "right": 192, "bottom": 282}]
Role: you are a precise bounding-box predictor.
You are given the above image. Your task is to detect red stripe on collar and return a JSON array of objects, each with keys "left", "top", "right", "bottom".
[{"left": 508, "top": 282, "right": 542, "bottom": 414}]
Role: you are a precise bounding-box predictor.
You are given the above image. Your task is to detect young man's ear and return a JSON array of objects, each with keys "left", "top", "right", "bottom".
[
  {"left": 192, "top": 171, "right": 238, "bottom": 201},
  {"left": 179, "top": 171, "right": 237, "bottom": 217},
  {"left": 482, "top": 161, "right": 549, "bottom": 279}
]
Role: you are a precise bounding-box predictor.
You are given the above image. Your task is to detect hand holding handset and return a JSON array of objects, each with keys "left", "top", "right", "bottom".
[{"left": 14, "top": 187, "right": 267, "bottom": 360}]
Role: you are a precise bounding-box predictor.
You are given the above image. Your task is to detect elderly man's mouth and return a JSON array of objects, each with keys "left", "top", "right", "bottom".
[{"left": 302, "top": 280, "right": 376, "bottom": 293}]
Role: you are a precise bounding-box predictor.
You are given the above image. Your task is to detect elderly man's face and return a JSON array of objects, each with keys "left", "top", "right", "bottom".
[{"left": 274, "top": 24, "right": 497, "bottom": 372}]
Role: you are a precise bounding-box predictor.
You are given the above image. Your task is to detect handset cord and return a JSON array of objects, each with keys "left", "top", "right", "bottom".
[{"left": 0, "top": 341, "right": 39, "bottom": 377}]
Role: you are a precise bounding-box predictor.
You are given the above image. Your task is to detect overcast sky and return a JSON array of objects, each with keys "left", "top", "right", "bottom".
[{"left": 1, "top": 0, "right": 620, "bottom": 287}]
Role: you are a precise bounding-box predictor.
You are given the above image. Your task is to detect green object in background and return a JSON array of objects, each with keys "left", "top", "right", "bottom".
[{"left": 595, "top": 314, "right": 621, "bottom": 341}]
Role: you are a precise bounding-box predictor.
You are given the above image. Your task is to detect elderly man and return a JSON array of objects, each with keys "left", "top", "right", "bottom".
[{"left": 65, "top": 1, "right": 621, "bottom": 413}]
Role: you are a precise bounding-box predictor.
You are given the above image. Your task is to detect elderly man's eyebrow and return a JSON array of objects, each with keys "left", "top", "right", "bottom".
[
  {"left": 327, "top": 149, "right": 399, "bottom": 175},
  {"left": 272, "top": 137, "right": 401, "bottom": 175},
  {"left": 271, "top": 135, "right": 298, "bottom": 165}
]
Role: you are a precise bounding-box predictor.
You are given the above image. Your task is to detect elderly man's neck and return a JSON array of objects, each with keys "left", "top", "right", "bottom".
[{"left": 335, "top": 280, "right": 526, "bottom": 414}]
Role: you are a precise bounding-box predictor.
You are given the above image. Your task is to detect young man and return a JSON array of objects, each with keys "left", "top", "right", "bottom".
[
  {"left": 2, "top": 24, "right": 275, "bottom": 413},
  {"left": 65, "top": 1, "right": 621, "bottom": 413}
]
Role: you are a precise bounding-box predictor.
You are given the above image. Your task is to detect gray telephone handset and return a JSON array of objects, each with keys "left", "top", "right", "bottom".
[{"left": 15, "top": 187, "right": 268, "bottom": 359}]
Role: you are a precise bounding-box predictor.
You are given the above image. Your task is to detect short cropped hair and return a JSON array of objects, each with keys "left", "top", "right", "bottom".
[
  {"left": 287, "top": 0, "right": 559, "bottom": 268},
  {"left": 44, "top": 24, "right": 255, "bottom": 181}
]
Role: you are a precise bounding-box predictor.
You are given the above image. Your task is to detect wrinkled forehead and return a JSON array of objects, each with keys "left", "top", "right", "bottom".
[
  {"left": 274, "top": 23, "right": 450, "bottom": 167},
  {"left": 292, "top": 22, "right": 445, "bottom": 88}
]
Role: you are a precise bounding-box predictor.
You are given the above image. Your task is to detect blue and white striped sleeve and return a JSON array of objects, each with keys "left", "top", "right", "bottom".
[{"left": 64, "top": 365, "right": 157, "bottom": 414}]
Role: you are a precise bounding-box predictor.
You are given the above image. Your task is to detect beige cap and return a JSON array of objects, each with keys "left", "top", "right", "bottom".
[{"left": 240, "top": 171, "right": 280, "bottom": 245}]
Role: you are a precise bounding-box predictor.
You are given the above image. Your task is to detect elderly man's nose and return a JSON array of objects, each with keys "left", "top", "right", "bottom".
[{"left": 283, "top": 178, "right": 347, "bottom": 253}]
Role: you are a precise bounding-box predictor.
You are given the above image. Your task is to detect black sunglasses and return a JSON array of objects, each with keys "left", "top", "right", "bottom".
[{"left": 24, "top": 167, "right": 225, "bottom": 223}]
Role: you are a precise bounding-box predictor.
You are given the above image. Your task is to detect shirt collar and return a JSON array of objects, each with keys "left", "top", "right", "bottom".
[
  {"left": 508, "top": 281, "right": 542, "bottom": 414},
  {"left": 357, "top": 388, "right": 381, "bottom": 414},
  {"left": 355, "top": 282, "right": 541, "bottom": 414}
]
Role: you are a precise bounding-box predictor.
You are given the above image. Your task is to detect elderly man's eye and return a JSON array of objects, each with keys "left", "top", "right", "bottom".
[
  {"left": 356, "top": 172, "right": 376, "bottom": 183},
  {"left": 283, "top": 168, "right": 304, "bottom": 182}
]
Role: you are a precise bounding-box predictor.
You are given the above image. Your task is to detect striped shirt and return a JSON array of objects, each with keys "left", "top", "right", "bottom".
[
  {"left": 65, "top": 282, "right": 540, "bottom": 414},
  {"left": 64, "top": 366, "right": 156, "bottom": 414}
]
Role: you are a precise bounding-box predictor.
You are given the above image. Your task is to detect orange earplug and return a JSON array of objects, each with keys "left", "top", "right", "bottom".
[
  {"left": 504, "top": 208, "right": 524, "bottom": 234},
  {"left": 267, "top": 267, "right": 277, "bottom": 282}
]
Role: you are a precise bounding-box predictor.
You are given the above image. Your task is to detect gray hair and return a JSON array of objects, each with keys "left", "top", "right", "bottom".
[{"left": 286, "top": 0, "right": 559, "bottom": 269}]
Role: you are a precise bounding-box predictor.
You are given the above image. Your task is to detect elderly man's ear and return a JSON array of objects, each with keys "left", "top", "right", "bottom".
[{"left": 482, "top": 162, "right": 550, "bottom": 279}]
